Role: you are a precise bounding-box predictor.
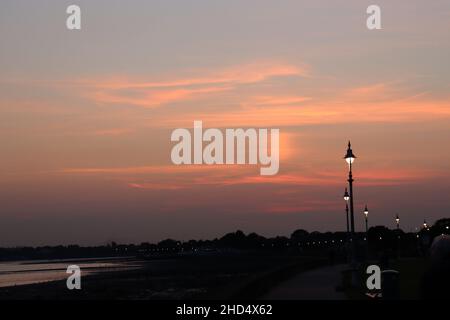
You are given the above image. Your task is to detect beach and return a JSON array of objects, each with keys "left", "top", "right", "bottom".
[{"left": 0, "top": 255, "right": 326, "bottom": 300}]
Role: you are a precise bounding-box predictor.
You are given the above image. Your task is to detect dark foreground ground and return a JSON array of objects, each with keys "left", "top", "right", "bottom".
[{"left": 0, "top": 255, "right": 327, "bottom": 300}]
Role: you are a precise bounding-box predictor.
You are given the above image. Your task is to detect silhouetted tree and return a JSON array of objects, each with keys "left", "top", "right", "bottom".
[
  {"left": 220, "top": 230, "right": 247, "bottom": 248},
  {"left": 290, "top": 229, "right": 309, "bottom": 241}
]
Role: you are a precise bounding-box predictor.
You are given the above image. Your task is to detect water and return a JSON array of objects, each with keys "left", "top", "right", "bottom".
[{"left": 0, "top": 257, "right": 141, "bottom": 288}]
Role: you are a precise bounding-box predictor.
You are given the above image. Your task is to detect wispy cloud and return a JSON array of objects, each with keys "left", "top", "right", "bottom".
[
  {"left": 156, "top": 81, "right": 450, "bottom": 128},
  {"left": 79, "top": 61, "right": 307, "bottom": 108},
  {"left": 58, "top": 164, "right": 444, "bottom": 191},
  {"left": 93, "top": 128, "right": 134, "bottom": 136}
]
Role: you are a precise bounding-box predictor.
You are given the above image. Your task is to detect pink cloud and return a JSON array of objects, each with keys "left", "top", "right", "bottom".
[
  {"left": 93, "top": 128, "right": 134, "bottom": 136},
  {"left": 58, "top": 164, "right": 445, "bottom": 191},
  {"left": 78, "top": 61, "right": 307, "bottom": 108}
]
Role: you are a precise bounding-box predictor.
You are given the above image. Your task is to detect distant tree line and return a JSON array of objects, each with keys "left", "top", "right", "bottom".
[{"left": 0, "top": 218, "right": 448, "bottom": 262}]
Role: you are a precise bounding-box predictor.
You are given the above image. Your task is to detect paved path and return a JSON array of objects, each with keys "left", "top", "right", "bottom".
[{"left": 263, "top": 264, "right": 347, "bottom": 300}]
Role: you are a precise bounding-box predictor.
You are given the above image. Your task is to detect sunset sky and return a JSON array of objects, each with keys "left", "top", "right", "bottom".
[{"left": 1, "top": 0, "right": 450, "bottom": 246}]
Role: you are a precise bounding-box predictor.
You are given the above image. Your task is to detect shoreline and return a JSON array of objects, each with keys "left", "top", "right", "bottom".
[{"left": 0, "top": 255, "right": 328, "bottom": 300}]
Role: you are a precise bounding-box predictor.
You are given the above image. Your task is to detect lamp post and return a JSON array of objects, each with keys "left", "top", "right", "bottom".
[
  {"left": 363, "top": 205, "right": 370, "bottom": 259},
  {"left": 423, "top": 220, "right": 428, "bottom": 229},
  {"left": 344, "top": 141, "right": 356, "bottom": 236},
  {"left": 364, "top": 205, "right": 369, "bottom": 233},
  {"left": 395, "top": 214, "right": 401, "bottom": 259},
  {"left": 343, "top": 188, "right": 350, "bottom": 235},
  {"left": 344, "top": 141, "right": 357, "bottom": 283}
]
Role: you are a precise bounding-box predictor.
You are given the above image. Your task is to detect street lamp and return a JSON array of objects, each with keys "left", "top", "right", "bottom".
[
  {"left": 343, "top": 188, "right": 350, "bottom": 202},
  {"left": 395, "top": 214, "right": 401, "bottom": 259},
  {"left": 364, "top": 205, "right": 369, "bottom": 233},
  {"left": 345, "top": 142, "right": 356, "bottom": 166},
  {"left": 344, "top": 141, "right": 357, "bottom": 284},
  {"left": 423, "top": 220, "right": 428, "bottom": 229},
  {"left": 344, "top": 141, "right": 356, "bottom": 236},
  {"left": 343, "top": 188, "right": 350, "bottom": 234}
]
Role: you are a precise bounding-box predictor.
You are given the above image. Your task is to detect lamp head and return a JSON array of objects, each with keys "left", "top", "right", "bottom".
[
  {"left": 343, "top": 188, "right": 350, "bottom": 202},
  {"left": 344, "top": 141, "right": 356, "bottom": 165}
]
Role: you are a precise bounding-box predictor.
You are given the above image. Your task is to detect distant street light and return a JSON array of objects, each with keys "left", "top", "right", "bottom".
[
  {"left": 423, "top": 220, "right": 428, "bottom": 229},
  {"left": 396, "top": 214, "right": 400, "bottom": 230},
  {"left": 364, "top": 205, "right": 369, "bottom": 233}
]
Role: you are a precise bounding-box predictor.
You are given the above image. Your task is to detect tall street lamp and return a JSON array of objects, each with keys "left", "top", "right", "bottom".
[
  {"left": 344, "top": 141, "right": 356, "bottom": 237},
  {"left": 343, "top": 188, "right": 350, "bottom": 235},
  {"left": 396, "top": 214, "right": 400, "bottom": 230},
  {"left": 364, "top": 205, "right": 369, "bottom": 233},
  {"left": 344, "top": 141, "right": 357, "bottom": 282}
]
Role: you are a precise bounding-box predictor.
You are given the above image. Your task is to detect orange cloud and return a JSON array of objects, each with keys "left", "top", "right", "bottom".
[
  {"left": 81, "top": 61, "right": 306, "bottom": 90},
  {"left": 157, "top": 88, "right": 450, "bottom": 128},
  {"left": 345, "top": 83, "right": 391, "bottom": 100},
  {"left": 241, "top": 95, "right": 312, "bottom": 108},
  {"left": 127, "top": 182, "right": 186, "bottom": 191},
  {"left": 92, "top": 85, "right": 232, "bottom": 108},
  {"left": 78, "top": 61, "right": 307, "bottom": 108},
  {"left": 93, "top": 128, "right": 134, "bottom": 136},
  {"left": 58, "top": 164, "right": 444, "bottom": 191}
]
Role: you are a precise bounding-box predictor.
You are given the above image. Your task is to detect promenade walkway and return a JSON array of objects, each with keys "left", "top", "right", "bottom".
[{"left": 263, "top": 264, "right": 347, "bottom": 300}]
